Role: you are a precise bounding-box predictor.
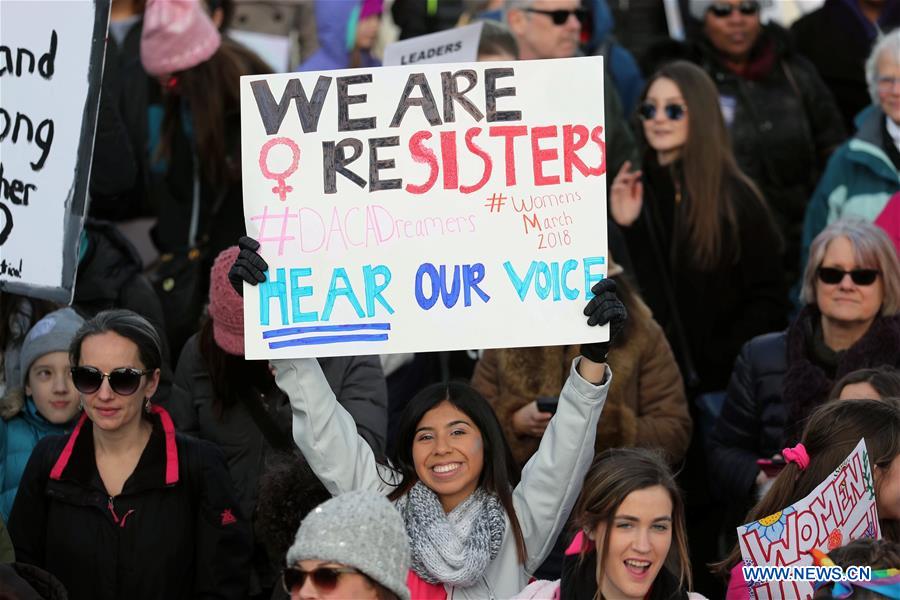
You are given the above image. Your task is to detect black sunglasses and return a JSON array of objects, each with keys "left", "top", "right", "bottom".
[
  {"left": 71, "top": 366, "right": 153, "bottom": 396},
  {"left": 281, "top": 566, "right": 360, "bottom": 593},
  {"left": 524, "top": 7, "right": 588, "bottom": 25},
  {"left": 708, "top": 1, "right": 761, "bottom": 18},
  {"left": 638, "top": 102, "right": 687, "bottom": 121},
  {"left": 817, "top": 267, "right": 881, "bottom": 286}
]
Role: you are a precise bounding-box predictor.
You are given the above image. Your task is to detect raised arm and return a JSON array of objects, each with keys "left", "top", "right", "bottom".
[{"left": 273, "top": 357, "right": 396, "bottom": 496}]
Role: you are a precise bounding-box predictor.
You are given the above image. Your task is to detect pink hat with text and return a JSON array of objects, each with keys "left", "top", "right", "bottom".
[{"left": 141, "top": 0, "right": 221, "bottom": 77}]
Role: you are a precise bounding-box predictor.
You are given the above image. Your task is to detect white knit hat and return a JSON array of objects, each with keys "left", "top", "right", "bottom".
[{"left": 286, "top": 490, "right": 410, "bottom": 600}]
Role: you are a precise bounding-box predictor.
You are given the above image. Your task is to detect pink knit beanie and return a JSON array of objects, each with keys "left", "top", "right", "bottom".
[
  {"left": 141, "top": 0, "right": 222, "bottom": 77},
  {"left": 208, "top": 246, "right": 244, "bottom": 356},
  {"left": 360, "top": 0, "right": 384, "bottom": 19}
]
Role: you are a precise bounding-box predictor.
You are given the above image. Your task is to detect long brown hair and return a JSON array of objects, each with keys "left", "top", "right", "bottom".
[
  {"left": 716, "top": 399, "right": 900, "bottom": 575},
  {"left": 638, "top": 61, "right": 768, "bottom": 270},
  {"left": 570, "top": 448, "right": 692, "bottom": 594},
  {"left": 158, "top": 37, "right": 270, "bottom": 185}
]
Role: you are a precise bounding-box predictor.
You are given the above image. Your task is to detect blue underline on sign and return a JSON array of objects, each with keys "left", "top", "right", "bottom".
[
  {"left": 263, "top": 323, "right": 392, "bottom": 339},
  {"left": 268, "top": 333, "right": 390, "bottom": 348}
]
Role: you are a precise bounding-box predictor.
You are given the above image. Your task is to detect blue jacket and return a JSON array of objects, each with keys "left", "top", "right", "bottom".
[
  {"left": 800, "top": 106, "right": 900, "bottom": 270},
  {"left": 587, "top": 0, "right": 644, "bottom": 115},
  {"left": 0, "top": 398, "right": 70, "bottom": 521},
  {"left": 297, "top": 0, "right": 380, "bottom": 72}
]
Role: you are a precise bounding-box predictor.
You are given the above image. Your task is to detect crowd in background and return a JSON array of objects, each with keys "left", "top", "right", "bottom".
[{"left": 4, "top": 0, "right": 900, "bottom": 598}]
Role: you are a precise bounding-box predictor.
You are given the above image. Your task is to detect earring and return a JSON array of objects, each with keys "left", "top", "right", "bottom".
[
  {"left": 78, "top": 400, "right": 84, "bottom": 412},
  {"left": 144, "top": 398, "right": 152, "bottom": 414}
]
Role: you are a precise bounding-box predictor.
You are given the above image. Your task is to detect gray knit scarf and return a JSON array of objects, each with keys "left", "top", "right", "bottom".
[{"left": 398, "top": 482, "right": 506, "bottom": 587}]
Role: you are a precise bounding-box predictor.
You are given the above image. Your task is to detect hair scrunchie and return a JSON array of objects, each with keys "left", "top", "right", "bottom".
[{"left": 782, "top": 443, "right": 810, "bottom": 470}]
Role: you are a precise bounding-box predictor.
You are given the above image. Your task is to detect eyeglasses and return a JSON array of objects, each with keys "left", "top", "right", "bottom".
[
  {"left": 816, "top": 267, "right": 881, "bottom": 286},
  {"left": 70, "top": 366, "right": 153, "bottom": 396},
  {"left": 281, "top": 566, "right": 360, "bottom": 593},
  {"left": 878, "top": 76, "right": 900, "bottom": 91},
  {"left": 708, "top": 1, "right": 761, "bottom": 17},
  {"left": 638, "top": 102, "right": 687, "bottom": 121},
  {"left": 524, "top": 7, "right": 588, "bottom": 25}
]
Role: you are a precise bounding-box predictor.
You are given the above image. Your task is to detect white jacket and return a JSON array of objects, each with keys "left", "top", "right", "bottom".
[{"left": 273, "top": 357, "right": 611, "bottom": 600}]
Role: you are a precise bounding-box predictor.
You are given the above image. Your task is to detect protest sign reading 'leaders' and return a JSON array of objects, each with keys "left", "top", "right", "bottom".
[
  {"left": 240, "top": 57, "right": 608, "bottom": 359},
  {"left": 737, "top": 439, "right": 880, "bottom": 600},
  {"left": 0, "top": 0, "right": 109, "bottom": 302}
]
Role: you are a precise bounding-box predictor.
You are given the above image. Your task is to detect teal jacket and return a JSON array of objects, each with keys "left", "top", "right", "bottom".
[
  {"left": 801, "top": 107, "right": 900, "bottom": 270},
  {"left": 0, "top": 398, "right": 71, "bottom": 522}
]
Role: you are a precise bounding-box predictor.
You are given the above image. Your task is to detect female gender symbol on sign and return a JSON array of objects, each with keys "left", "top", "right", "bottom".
[{"left": 258, "top": 137, "right": 301, "bottom": 202}]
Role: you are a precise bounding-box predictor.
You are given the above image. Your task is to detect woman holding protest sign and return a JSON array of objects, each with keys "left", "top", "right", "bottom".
[
  {"left": 7, "top": 309, "right": 252, "bottom": 600},
  {"left": 609, "top": 60, "right": 786, "bottom": 395},
  {"left": 716, "top": 398, "right": 900, "bottom": 599},
  {"left": 228, "top": 235, "right": 626, "bottom": 600},
  {"left": 514, "top": 448, "right": 707, "bottom": 600}
]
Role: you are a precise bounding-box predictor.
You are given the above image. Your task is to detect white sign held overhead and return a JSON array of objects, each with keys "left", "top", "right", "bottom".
[
  {"left": 239, "top": 57, "right": 609, "bottom": 359},
  {"left": 383, "top": 22, "right": 484, "bottom": 67},
  {"left": 0, "top": 0, "right": 110, "bottom": 302}
]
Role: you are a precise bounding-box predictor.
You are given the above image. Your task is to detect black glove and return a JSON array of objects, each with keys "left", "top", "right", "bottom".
[
  {"left": 580, "top": 278, "right": 627, "bottom": 363},
  {"left": 228, "top": 236, "right": 268, "bottom": 296}
]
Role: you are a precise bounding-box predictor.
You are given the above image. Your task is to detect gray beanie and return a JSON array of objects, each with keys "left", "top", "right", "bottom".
[
  {"left": 286, "top": 490, "right": 410, "bottom": 600},
  {"left": 19, "top": 308, "right": 84, "bottom": 387}
]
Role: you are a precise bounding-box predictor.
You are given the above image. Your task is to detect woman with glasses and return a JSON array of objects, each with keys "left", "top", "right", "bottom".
[
  {"left": 610, "top": 60, "right": 786, "bottom": 395},
  {"left": 801, "top": 29, "right": 900, "bottom": 275},
  {"left": 648, "top": 0, "right": 845, "bottom": 287},
  {"left": 7, "top": 309, "right": 252, "bottom": 600},
  {"left": 281, "top": 490, "right": 410, "bottom": 600},
  {"left": 709, "top": 219, "right": 900, "bottom": 534}
]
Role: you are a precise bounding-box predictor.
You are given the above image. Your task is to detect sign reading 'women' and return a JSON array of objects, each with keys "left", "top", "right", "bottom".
[{"left": 239, "top": 57, "right": 608, "bottom": 358}]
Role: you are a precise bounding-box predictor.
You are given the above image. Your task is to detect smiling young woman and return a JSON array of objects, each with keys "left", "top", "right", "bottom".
[
  {"left": 229, "top": 238, "right": 627, "bottom": 600},
  {"left": 513, "top": 448, "right": 706, "bottom": 600}
]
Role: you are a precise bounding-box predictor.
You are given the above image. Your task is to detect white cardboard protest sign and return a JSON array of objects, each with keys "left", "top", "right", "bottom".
[
  {"left": 240, "top": 57, "right": 608, "bottom": 358},
  {"left": 738, "top": 439, "right": 880, "bottom": 600},
  {"left": 0, "top": 0, "right": 109, "bottom": 302},
  {"left": 383, "top": 23, "right": 483, "bottom": 67}
]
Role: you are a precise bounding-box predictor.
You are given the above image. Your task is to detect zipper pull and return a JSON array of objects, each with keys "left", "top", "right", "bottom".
[{"left": 108, "top": 496, "right": 119, "bottom": 524}]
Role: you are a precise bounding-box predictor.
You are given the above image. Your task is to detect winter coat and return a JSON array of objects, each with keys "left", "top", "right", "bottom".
[
  {"left": 297, "top": 0, "right": 380, "bottom": 71},
  {"left": 471, "top": 295, "right": 690, "bottom": 466},
  {"left": 791, "top": 0, "right": 900, "bottom": 134},
  {"left": 390, "top": 0, "right": 464, "bottom": 41},
  {"left": 0, "top": 562, "right": 68, "bottom": 599},
  {"left": 800, "top": 107, "right": 900, "bottom": 270},
  {"left": 74, "top": 219, "right": 173, "bottom": 403},
  {"left": 621, "top": 158, "right": 788, "bottom": 392},
  {"left": 165, "top": 333, "right": 389, "bottom": 592},
  {"left": 7, "top": 407, "right": 252, "bottom": 600},
  {"left": 645, "top": 25, "right": 846, "bottom": 279},
  {"left": 586, "top": 0, "right": 644, "bottom": 114},
  {"left": 0, "top": 397, "right": 71, "bottom": 522},
  {"left": 708, "top": 306, "right": 900, "bottom": 504},
  {"left": 274, "top": 356, "right": 611, "bottom": 600},
  {"left": 0, "top": 515, "right": 12, "bottom": 563}
]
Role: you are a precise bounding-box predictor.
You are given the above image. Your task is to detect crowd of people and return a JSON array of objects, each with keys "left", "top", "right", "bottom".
[{"left": 4, "top": 0, "right": 900, "bottom": 598}]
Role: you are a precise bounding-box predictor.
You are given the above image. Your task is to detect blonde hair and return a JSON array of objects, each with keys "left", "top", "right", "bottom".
[{"left": 800, "top": 219, "right": 900, "bottom": 316}]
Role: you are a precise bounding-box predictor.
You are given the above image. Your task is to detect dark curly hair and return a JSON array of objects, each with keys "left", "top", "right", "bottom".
[{"left": 255, "top": 452, "right": 332, "bottom": 562}]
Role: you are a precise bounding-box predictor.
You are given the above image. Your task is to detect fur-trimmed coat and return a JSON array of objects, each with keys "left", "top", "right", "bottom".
[{"left": 471, "top": 297, "right": 691, "bottom": 467}]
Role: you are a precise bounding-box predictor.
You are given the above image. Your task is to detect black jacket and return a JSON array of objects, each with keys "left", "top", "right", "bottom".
[
  {"left": 621, "top": 159, "right": 787, "bottom": 392},
  {"left": 7, "top": 407, "right": 251, "bottom": 600},
  {"left": 792, "top": 0, "right": 900, "bottom": 134},
  {"left": 644, "top": 25, "right": 846, "bottom": 280},
  {"left": 709, "top": 307, "right": 900, "bottom": 503},
  {"left": 164, "top": 334, "right": 388, "bottom": 592}
]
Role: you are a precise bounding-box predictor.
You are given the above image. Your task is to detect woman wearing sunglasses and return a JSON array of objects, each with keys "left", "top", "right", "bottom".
[
  {"left": 709, "top": 219, "right": 900, "bottom": 539},
  {"left": 229, "top": 237, "right": 625, "bottom": 600},
  {"left": 610, "top": 60, "right": 785, "bottom": 396},
  {"left": 649, "top": 0, "right": 845, "bottom": 287},
  {"left": 7, "top": 309, "right": 252, "bottom": 600},
  {"left": 282, "top": 490, "right": 410, "bottom": 600}
]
